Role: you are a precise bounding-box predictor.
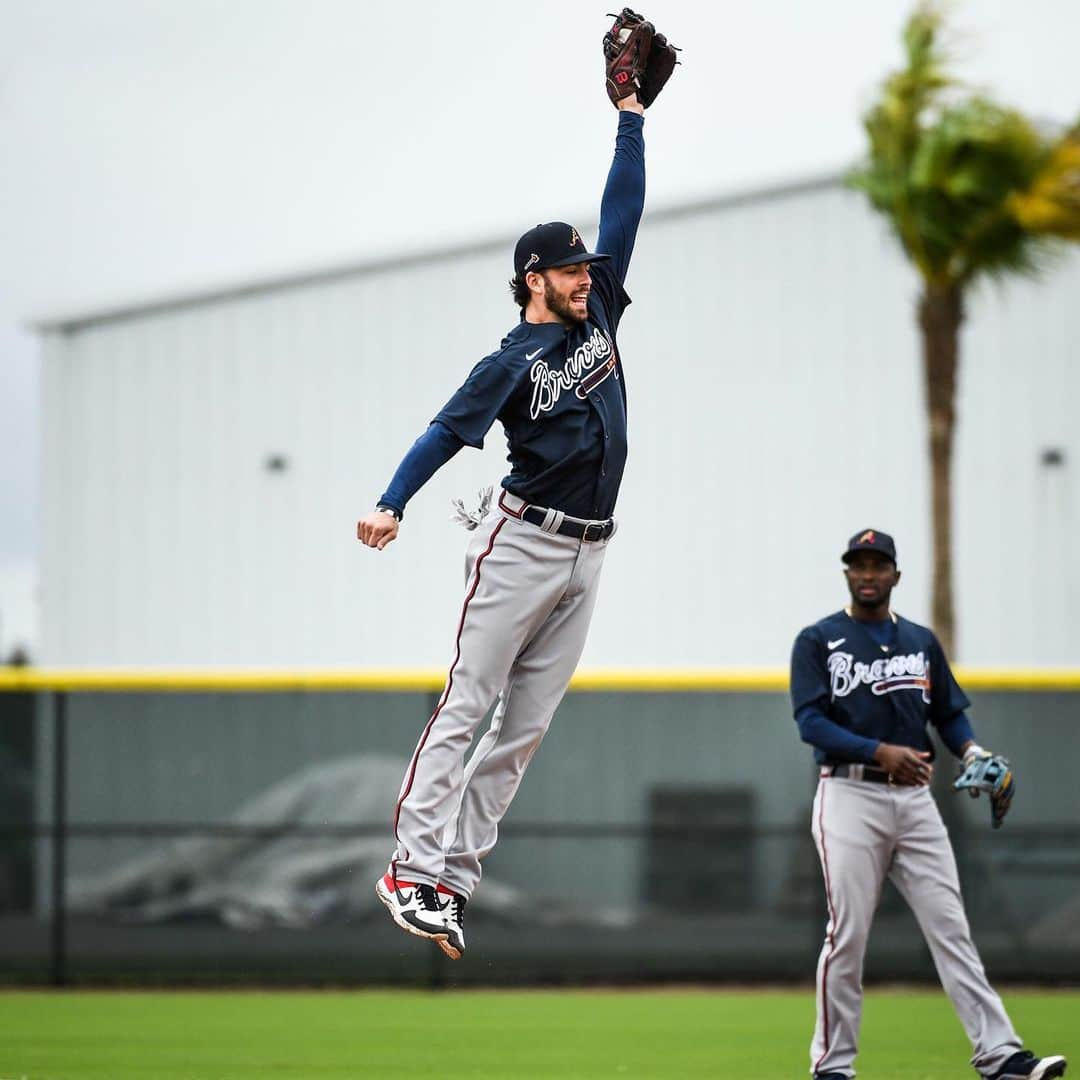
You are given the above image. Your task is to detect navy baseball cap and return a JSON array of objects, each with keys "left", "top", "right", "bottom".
[
  {"left": 513, "top": 222, "right": 610, "bottom": 278},
  {"left": 842, "top": 528, "right": 897, "bottom": 565}
]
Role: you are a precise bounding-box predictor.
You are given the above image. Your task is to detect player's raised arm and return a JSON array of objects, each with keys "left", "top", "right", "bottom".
[
  {"left": 595, "top": 104, "right": 645, "bottom": 283},
  {"left": 597, "top": 9, "right": 679, "bottom": 281}
]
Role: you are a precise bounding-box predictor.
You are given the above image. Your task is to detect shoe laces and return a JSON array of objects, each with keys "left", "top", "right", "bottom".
[
  {"left": 448, "top": 894, "right": 467, "bottom": 926},
  {"left": 414, "top": 884, "right": 446, "bottom": 913}
]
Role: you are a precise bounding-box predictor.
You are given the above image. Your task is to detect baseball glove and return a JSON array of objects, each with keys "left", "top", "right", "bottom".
[
  {"left": 603, "top": 8, "right": 680, "bottom": 109},
  {"left": 954, "top": 751, "right": 1015, "bottom": 829}
]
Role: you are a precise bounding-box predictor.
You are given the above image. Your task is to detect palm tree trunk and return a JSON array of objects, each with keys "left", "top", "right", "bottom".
[{"left": 918, "top": 282, "right": 964, "bottom": 659}]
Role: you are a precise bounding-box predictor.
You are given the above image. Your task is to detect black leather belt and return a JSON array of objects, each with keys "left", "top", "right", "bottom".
[
  {"left": 520, "top": 505, "right": 615, "bottom": 542},
  {"left": 826, "top": 764, "right": 894, "bottom": 785}
]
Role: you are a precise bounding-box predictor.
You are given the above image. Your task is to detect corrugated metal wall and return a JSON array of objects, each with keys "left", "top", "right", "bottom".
[{"left": 39, "top": 180, "right": 1080, "bottom": 666}]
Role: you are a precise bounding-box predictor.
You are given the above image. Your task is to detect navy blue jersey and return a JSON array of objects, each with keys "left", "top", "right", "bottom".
[
  {"left": 426, "top": 112, "right": 643, "bottom": 521},
  {"left": 433, "top": 259, "right": 630, "bottom": 520},
  {"left": 790, "top": 610, "right": 973, "bottom": 765}
]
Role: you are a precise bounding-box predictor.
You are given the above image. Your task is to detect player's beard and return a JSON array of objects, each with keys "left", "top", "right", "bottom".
[
  {"left": 849, "top": 581, "right": 892, "bottom": 611},
  {"left": 543, "top": 276, "right": 588, "bottom": 325}
]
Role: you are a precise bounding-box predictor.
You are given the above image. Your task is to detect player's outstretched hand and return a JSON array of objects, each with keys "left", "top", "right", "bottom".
[
  {"left": 357, "top": 511, "right": 399, "bottom": 551},
  {"left": 873, "top": 743, "right": 933, "bottom": 785}
]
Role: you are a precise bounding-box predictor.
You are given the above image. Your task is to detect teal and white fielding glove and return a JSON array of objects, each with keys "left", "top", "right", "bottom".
[{"left": 954, "top": 745, "right": 1015, "bottom": 829}]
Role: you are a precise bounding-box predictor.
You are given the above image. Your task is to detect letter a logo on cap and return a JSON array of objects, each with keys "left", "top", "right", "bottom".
[{"left": 858, "top": 530, "right": 876, "bottom": 544}]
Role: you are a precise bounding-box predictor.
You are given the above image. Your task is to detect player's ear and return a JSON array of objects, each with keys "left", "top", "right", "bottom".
[
  {"left": 894, "top": 568, "right": 902, "bottom": 586},
  {"left": 525, "top": 270, "right": 545, "bottom": 295}
]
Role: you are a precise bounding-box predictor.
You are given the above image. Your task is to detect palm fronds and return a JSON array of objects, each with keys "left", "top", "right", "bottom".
[
  {"left": 1008, "top": 128, "right": 1080, "bottom": 240},
  {"left": 849, "top": 2, "right": 1075, "bottom": 288}
]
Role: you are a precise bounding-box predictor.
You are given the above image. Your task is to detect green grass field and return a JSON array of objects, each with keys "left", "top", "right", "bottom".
[{"left": 1, "top": 988, "right": 1075, "bottom": 1079}]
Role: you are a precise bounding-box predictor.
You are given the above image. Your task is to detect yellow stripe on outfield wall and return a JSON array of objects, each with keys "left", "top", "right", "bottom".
[
  {"left": 0, "top": 667, "right": 1079, "bottom": 693},
  {"left": 0, "top": 668, "right": 448, "bottom": 693}
]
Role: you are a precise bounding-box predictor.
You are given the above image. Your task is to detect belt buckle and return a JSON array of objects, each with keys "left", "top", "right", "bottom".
[{"left": 582, "top": 520, "right": 605, "bottom": 543}]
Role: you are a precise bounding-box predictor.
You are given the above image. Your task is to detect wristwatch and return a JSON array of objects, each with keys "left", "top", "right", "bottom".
[{"left": 375, "top": 505, "right": 401, "bottom": 521}]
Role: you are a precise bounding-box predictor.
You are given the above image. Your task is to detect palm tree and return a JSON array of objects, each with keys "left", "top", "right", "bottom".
[{"left": 849, "top": 3, "right": 1080, "bottom": 657}]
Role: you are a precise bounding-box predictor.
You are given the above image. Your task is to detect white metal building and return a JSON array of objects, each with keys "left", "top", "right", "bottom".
[{"left": 36, "top": 177, "right": 1080, "bottom": 668}]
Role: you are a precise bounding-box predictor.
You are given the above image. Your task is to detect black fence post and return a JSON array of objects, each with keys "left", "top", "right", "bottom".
[{"left": 51, "top": 690, "right": 68, "bottom": 988}]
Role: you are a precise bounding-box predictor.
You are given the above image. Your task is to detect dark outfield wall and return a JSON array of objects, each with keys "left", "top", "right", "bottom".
[{"left": 7, "top": 688, "right": 1078, "bottom": 985}]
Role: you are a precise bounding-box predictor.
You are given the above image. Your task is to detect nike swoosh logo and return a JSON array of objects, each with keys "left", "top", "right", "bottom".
[
  {"left": 827, "top": 638, "right": 846, "bottom": 650},
  {"left": 525, "top": 348, "right": 543, "bottom": 361}
]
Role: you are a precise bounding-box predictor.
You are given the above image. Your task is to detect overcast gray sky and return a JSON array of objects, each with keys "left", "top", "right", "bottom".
[{"left": 1, "top": 0, "right": 1077, "bottom": 654}]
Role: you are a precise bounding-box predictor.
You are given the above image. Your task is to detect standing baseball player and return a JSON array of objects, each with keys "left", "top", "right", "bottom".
[
  {"left": 356, "top": 11, "right": 678, "bottom": 960},
  {"left": 790, "top": 529, "right": 1065, "bottom": 1080}
]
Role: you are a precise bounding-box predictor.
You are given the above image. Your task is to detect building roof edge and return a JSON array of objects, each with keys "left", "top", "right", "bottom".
[{"left": 31, "top": 171, "right": 846, "bottom": 334}]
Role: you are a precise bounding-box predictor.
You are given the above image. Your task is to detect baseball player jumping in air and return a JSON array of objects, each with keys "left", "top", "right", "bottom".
[
  {"left": 790, "top": 529, "right": 1066, "bottom": 1080},
  {"left": 356, "top": 11, "right": 678, "bottom": 960}
]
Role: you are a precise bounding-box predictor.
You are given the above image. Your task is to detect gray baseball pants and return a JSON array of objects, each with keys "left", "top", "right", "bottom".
[
  {"left": 388, "top": 494, "right": 611, "bottom": 899},
  {"left": 810, "top": 774, "right": 1022, "bottom": 1077}
]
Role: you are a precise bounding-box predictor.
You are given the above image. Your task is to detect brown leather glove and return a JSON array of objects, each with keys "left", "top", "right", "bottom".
[{"left": 603, "top": 8, "right": 680, "bottom": 109}]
